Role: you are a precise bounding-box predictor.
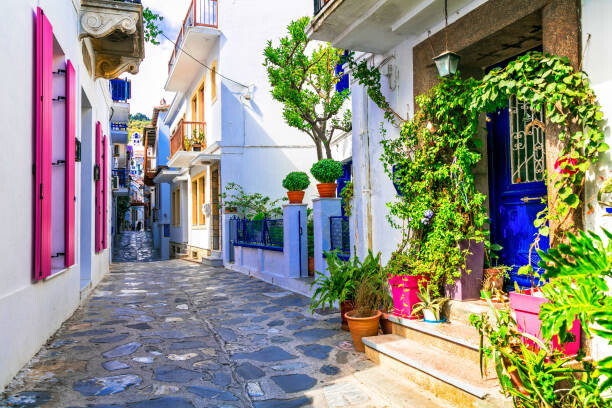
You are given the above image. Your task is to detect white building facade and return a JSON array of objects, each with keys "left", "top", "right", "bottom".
[{"left": 0, "top": 0, "right": 144, "bottom": 391}]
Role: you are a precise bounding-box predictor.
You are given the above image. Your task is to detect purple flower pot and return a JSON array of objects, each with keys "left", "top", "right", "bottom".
[{"left": 444, "top": 239, "right": 484, "bottom": 301}]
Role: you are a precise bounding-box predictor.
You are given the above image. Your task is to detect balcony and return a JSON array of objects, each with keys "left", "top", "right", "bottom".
[
  {"left": 110, "top": 78, "right": 131, "bottom": 102},
  {"left": 165, "top": 0, "right": 220, "bottom": 92},
  {"left": 79, "top": 0, "right": 145, "bottom": 80},
  {"left": 112, "top": 168, "right": 128, "bottom": 195},
  {"left": 143, "top": 126, "right": 157, "bottom": 186},
  {"left": 307, "top": 0, "right": 474, "bottom": 54},
  {"left": 111, "top": 121, "right": 129, "bottom": 144},
  {"left": 168, "top": 120, "right": 207, "bottom": 168}
]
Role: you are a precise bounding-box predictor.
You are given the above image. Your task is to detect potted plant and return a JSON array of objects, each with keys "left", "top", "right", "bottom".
[
  {"left": 346, "top": 275, "right": 382, "bottom": 352},
  {"left": 310, "top": 249, "right": 382, "bottom": 331},
  {"left": 379, "top": 279, "right": 394, "bottom": 334},
  {"left": 310, "top": 159, "right": 343, "bottom": 198},
  {"left": 282, "top": 171, "right": 310, "bottom": 204},
  {"left": 480, "top": 240, "right": 510, "bottom": 302},
  {"left": 444, "top": 238, "right": 485, "bottom": 301},
  {"left": 411, "top": 286, "right": 448, "bottom": 323},
  {"left": 385, "top": 250, "right": 429, "bottom": 320}
]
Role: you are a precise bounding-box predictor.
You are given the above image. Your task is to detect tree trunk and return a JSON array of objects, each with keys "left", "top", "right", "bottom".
[
  {"left": 324, "top": 142, "right": 332, "bottom": 159},
  {"left": 542, "top": 0, "right": 582, "bottom": 247},
  {"left": 314, "top": 139, "right": 323, "bottom": 161}
]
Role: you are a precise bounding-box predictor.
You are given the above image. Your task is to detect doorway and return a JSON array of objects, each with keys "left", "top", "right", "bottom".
[
  {"left": 487, "top": 94, "right": 549, "bottom": 289},
  {"left": 79, "top": 90, "right": 93, "bottom": 289}
]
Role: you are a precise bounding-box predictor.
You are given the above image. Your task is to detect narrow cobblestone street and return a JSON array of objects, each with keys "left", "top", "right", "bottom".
[{"left": 0, "top": 232, "right": 431, "bottom": 408}]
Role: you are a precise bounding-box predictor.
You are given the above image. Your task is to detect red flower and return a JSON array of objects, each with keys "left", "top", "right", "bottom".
[{"left": 554, "top": 155, "right": 578, "bottom": 175}]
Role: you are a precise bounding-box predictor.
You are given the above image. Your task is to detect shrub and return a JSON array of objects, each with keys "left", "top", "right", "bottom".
[
  {"left": 310, "top": 159, "right": 343, "bottom": 184},
  {"left": 282, "top": 171, "right": 310, "bottom": 191}
]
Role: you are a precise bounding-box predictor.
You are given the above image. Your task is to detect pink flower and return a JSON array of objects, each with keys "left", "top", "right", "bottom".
[{"left": 554, "top": 155, "right": 578, "bottom": 175}]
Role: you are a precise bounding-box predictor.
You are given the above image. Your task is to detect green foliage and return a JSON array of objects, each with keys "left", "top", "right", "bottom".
[
  {"left": 116, "top": 196, "right": 130, "bottom": 231},
  {"left": 410, "top": 287, "right": 448, "bottom": 321},
  {"left": 380, "top": 76, "right": 487, "bottom": 290},
  {"left": 220, "top": 182, "right": 286, "bottom": 220},
  {"left": 263, "top": 17, "right": 351, "bottom": 160},
  {"left": 310, "top": 159, "right": 343, "bottom": 184},
  {"left": 353, "top": 275, "right": 383, "bottom": 318},
  {"left": 470, "top": 52, "right": 607, "bottom": 243},
  {"left": 484, "top": 239, "right": 504, "bottom": 269},
  {"left": 142, "top": 7, "right": 163, "bottom": 45},
  {"left": 282, "top": 171, "right": 310, "bottom": 191},
  {"left": 309, "top": 249, "right": 382, "bottom": 312},
  {"left": 129, "top": 113, "right": 151, "bottom": 122},
  {"left": 340, "top": 180, "right": 354, "bottom": 216},
  {"left": 537, "top": 230, "right": 612, "bottom": 395},
  {"left": 470, "top": 300, "right": 606, "bottom": 408}
]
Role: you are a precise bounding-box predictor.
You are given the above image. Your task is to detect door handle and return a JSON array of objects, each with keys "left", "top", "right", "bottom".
[{"left": 521, "top": 196, "right": 546, "bottom": 203}]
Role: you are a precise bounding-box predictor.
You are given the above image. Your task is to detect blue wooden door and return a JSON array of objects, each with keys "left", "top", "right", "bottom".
[{"left": 487, "top": 96, "right": 548, "bottom": 289}]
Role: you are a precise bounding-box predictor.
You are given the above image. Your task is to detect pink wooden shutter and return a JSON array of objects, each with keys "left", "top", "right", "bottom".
[
  {"left": 34, "top": 8, "right": 53, "bottom": 280},
  {"left": 102, "top": 135, "right": 108, "bottom": 249},
  {"left": 65, "top": 60, "right": 76, "bottom": 267},
  {"left": 95, "top": 121, "right": 102, "bottom": 253}
]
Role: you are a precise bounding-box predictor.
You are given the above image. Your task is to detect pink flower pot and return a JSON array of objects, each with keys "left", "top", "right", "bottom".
[
  {"left": 388, "top": 275, "right": 428, "bottom": 319},
  {"left": 509, "top": 289, "right": 581, "bottom": 356}
]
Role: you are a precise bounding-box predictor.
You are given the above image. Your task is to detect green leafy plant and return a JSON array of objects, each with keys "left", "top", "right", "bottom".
[
  {"left": 142, "top": 7, "right": 164, "bottom": 45},
  {"left": 309, "top": 249, "right": 382, "bottom": 312},
  {"left": 470, "top": 300, "right": 604, "bottom": 408},
  {"left": 220, "top": 182, "right": 286, "bottom": 220},
  {"left": 380, "top": 76, "right": 487, "bottom": 292},
  {"left": 410, "top": 287, "right": 448, "bottom": 321},
  {"left": 282, "top": 171, "right": 310, "bottom": 191},
  {"left": 310, "top": 159, "right": 343, "bottom": 184},
  {"left": 264, "top": 17, "right": 351, "bottom": 160},
  {"left": 352, "top": 275, "right": 383, "bottom": 318},
  {"left": 340, "top": 180, "right": 354, "bottom": 216},
  {"left": 537, "top": 229, "right": 612, "bottom": 395}
]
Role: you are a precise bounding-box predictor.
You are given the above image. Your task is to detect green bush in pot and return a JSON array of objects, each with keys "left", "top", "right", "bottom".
[
  {"left": 282, "top": 171, "right": 310, "bottom": 191},
  {"left": 310, "top": 159, "right": 343, "bottom": 184}
]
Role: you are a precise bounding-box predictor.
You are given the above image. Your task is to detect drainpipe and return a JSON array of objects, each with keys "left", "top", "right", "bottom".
[{"left": 361, "top": 86, "right": 373, "bottom": 254}]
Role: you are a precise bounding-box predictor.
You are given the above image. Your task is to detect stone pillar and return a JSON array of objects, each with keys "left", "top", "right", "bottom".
[
  {"left": 160, "top": 224, "right": 170, "bottom": 261},
  {"left": 222, "top": 212, "right": 237, "bottom": 265},
  {"left": 283, "top": 204, "right": 308, "bottom": 278},
  {"left": 313, "top": 198, "right": 342, "bottom": 276},
  {"left": 543, "top": 0, "right": 582, "bottom": 244}
]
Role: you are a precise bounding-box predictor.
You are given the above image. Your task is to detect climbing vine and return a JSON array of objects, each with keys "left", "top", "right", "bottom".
[{"left": 367, "top": 51, "right": 607, "bottom": 279}]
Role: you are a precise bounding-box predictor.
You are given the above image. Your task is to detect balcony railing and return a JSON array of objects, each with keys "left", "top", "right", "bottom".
[
  {"left": 112, "top": 168, "right": 127, "bottom": 188},
  {"left": 110, "top": 78, "right": 131, "bottom": 102},
  {"left": 314, "top": 0, "right": 333, "bottom": 15},
  {"left": 170, "top": 119, "right": 207, "bottom": 158},
  {"left": 168, "top": 0, "right": 218, "bottom": 73},
  {"left": 111, "top": 122, "right": 128, "bottom": 131}
]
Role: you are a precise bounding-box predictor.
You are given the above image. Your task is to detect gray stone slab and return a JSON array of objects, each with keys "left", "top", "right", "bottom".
[
  {"left": 271, "top": 374, "right": 317, "bottom": 393},
  {"left": 232, "top": 346, "right": 296, "bottom": 362},
  {"left": 124, "top": 397, "right": 195, "bottom": 408},
  {"left": 236, "top": 362, "right": 265, "bottom": 380},
  {"left": 186, "top": 386, "right": 238, "bottom": 401},
  {"left": 154, "top": 365, "right": 202, "bottom": 382},
  {"left": 102, "top": 342, "right": 141, "bottom": 358},
  {"left": 253, "top": 397, "right": 313, "bottom": 408},
  {"left": 102, "top": 360, "right": 130, "bottom": 371},
  {"left": 296, "top": 344, "right": 332, "bottom": 360},
  {"left": 90, "top": 334, "right": 129, "bottom": 344},
  {"left": 73, "top": 374, "right": 142, "bottom": 396},
  {"left": 293, "top": 329, "right": 336, "bottom": 342}
]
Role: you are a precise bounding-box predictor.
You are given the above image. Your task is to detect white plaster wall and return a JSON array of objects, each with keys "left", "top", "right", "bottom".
[{"left": 0, "top": 0, "right": 111, "bottom": 391}]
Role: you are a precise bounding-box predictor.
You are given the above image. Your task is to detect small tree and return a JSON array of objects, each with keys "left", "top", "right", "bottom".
[{"left": 264, "top": 17, "right": 351, "bottom": 160}]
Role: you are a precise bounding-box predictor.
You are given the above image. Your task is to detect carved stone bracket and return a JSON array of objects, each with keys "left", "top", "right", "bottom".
[{"left": 79, "top": 0, "right": 144, "bottom": 80}]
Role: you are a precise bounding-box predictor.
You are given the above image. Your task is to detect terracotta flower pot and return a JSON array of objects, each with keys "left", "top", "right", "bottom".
[
  {"left": 286, "top": 190, "right": 305, "bottom": 204},
  {"left": 346, "top": 310, "right": 382, "bottom": 352},
  {"left": 316, "top": 183, "right": 337, "bottom": 198},
  {"left": 380, "top": 311, "right": 393, "bottom": 334},
  {"left": 340, "top": 300, "right": 354, "bottom": 331}
]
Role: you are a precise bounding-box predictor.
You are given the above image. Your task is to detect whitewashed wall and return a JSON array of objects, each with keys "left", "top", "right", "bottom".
[{"left": 0, "top": 0, "right": 112, "bottom": 391}]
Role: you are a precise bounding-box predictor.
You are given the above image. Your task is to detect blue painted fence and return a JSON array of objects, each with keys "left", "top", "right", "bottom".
[{"left": 230, "top": 218, "right": 284, "bottom": 251}]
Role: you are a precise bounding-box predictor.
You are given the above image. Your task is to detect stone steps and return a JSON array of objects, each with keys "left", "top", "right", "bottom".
[{"left": 363, "top": 335, "right": 509, "bottom": 408}]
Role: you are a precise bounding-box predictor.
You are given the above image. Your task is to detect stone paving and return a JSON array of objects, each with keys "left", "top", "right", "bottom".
[{"left": 0, "top": 232, "right": 392, "bottom": 408}]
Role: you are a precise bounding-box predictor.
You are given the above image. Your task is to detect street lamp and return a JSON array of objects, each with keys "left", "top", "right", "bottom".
[{"left": 433, "top": 51, "right": 460, "bottom": 77}]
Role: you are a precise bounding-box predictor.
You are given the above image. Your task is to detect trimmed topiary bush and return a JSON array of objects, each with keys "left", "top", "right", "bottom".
[
  {"left": 310, "top": 159, "right": 343, "bottom": 184},
  {"left": 282, "top": 171, "right": 310, "bottom": 191}
]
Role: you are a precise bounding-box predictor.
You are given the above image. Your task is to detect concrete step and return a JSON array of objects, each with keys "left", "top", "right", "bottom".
[
  {"left": 201, "top": 256, "right": 223, "bottom": 267},
  {"left": 386, "top": 315, "right": 481, "bottom": 365},
  {"left": 363, "top": 334, "right": 510, "bottom": 408},
  {"left": 352, "top": 365, "right": 454, "bottom": 408}
]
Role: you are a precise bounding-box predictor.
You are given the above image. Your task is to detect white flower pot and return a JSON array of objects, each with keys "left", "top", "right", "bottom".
[{"left": 423, "top": 309, "right": 437, "bottom": 322}]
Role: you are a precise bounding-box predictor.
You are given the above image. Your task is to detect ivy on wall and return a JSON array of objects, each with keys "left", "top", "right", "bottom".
[{"left": 358, "top": 51, "right": 607, "bottom": 278}]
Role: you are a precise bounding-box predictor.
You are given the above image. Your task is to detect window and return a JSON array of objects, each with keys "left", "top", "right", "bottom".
[
  {"left": 191, "top": 95, "right": 197, "bottom": 122},
  {"left": 191, "top": 172, "right": 206, "bottom": 226},
  {"left": 172, "top": 188, "right": 181, "bottom": 226},
  {"left": 211, "top": 61, "right": 217, "bottom": 102},
  {"left": 509, "top": 95, "right": 546, "bottom": 184},
  {"left": 198, "top": 83, "right": 205, "bottom": 121}
]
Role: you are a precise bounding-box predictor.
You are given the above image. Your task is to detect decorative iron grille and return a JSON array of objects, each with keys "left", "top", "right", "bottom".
[
  {"left": 231, "top": 218, "right": 284, "bottom": 249},
  {"left": 329, "top": 216, "right": 349, "bottom": 257},
  {"left": 509, "top": 95, "right": 546, "bottom": 184}
]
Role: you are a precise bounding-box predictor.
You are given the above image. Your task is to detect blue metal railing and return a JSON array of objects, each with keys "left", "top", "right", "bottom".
[
  {"left": 231, "top": 218, "right": 284, "bottom": 250},
  {"left": 111, "top": 122, "right": 128, "bottom": 131},
  {"left": 112, "top": 168, "right": 127, "bottom": 188},
  {"left": 329, "top": 215, "right": 349, "bottom": 259},
  {"left": 110, "top": 78, "right": 131, "bottom": 102}
]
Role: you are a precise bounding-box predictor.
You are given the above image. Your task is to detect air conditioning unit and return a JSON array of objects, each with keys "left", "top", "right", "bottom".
[{"left": 112, "top": 176, "right": 119, "bottom": 189}]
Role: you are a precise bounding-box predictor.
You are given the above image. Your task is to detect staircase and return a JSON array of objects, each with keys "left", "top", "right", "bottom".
[{"left": 363, "top": 301, "right": 511, "bottom": 408}]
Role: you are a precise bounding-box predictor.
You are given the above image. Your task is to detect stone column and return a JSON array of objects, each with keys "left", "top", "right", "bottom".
[
  {"left": 543, "top": 0, "right": 582, "bottom": 244},
  {"left": 160, "top": 224, "right": 170, "bottom": 261},
  {"left": 222, "top": 212, "right": 237, "bottom": 265},
  {"left": 313, "top": 198, "right": 342, "bottom": 276},
  {"left": 283, "top": 204, "right": 308, "bottom": 278}
]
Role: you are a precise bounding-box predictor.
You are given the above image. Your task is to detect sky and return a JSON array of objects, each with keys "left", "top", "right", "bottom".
[{"left": 126, "top": 0, "right": 192, "bottom": 118}]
